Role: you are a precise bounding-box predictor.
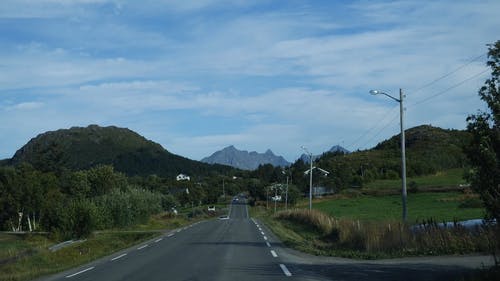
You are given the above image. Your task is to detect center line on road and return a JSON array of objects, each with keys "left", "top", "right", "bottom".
[
  {"left": 279, "top": 264, "right": 292, "bottom": 277},
  {"left": 271, "top": 250, "right": 278, "bottom": 257},
  {"left": 137, "top": 244, "right": 148, "bottom": 250},
  {"left": 155, "top": 238, "right": 163, "bottom": 243},
  {"left": 266, "top": 241, "right": 271, "bottom": 247},
  {"left": 65, "top": 267, "right": 94, "bottom": 278},
  {"left": 111, "top": 253, "right": 127, "bottom": 261}
]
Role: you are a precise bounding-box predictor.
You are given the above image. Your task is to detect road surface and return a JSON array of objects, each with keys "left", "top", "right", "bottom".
[{"left": 38, "top": 198, "right": 494, "bottom": 281}]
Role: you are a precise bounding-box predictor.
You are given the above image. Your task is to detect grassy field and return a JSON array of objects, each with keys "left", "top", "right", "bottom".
[
  {"left": 0, "top": 232, "right": 157, "bottom": 281},
  {"left": 0, "top": 210, "right": 221, "bottom": 281},
  {"left": 364, "top": 168, "right": 466, "bottom": 190},
  {"left": 313, "top": 192, "right": 484, "bottom": 223}
]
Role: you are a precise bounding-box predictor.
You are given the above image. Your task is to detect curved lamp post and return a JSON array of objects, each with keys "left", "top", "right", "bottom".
[
  {"left": 301, "top": 146, "right": 314, "bottom": 210},
  {"left": 369, "top": 89, "right": 407, "bottom": 222},
  {"left": 301, "top": 146, "right": 330, "bottom": 210}
]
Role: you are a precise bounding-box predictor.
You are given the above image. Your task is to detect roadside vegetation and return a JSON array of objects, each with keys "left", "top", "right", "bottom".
[
  {"left": 0, "top": 209, "right": 224, "bottom": 281},
  {"left": 257, "top": 208, "right": 497, "bottom": 260}
]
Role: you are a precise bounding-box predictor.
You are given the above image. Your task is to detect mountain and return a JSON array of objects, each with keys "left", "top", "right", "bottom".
[
  {"left": 300, "top": 145, "right": 350, "bottom": 163},
  {"left": 7, "top": 125, "right": 233, "bottom": 177},
  {"left": 201, "top": 145, "right": 290, "bottom": 170}
]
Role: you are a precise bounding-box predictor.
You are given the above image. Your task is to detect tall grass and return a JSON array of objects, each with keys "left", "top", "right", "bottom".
[{"left": 272, "top": 209, "right": 498, "bottom": 259}]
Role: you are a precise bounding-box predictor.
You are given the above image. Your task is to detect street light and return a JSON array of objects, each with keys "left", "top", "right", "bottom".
[
  {"left": 301, "top": 146, "right": 314, "bottom": 210},
  {"left": 282, "top": 169, "right": 290, "bottom": 210},
  {"left": 369, "top": 88, "right": 407, "bottom": 222}
]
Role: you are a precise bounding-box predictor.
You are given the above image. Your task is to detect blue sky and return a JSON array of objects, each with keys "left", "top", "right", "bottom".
[{"left": 1, "top": 0, "right": 499, "bottom": 162}]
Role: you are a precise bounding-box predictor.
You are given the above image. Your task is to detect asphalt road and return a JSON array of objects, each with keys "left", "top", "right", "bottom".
[
  {"left": 40, "top": 199, "right": 299, "bottom": 281},
  {"left": 39, "top": 198, "right": 494, "bottom": 281}
]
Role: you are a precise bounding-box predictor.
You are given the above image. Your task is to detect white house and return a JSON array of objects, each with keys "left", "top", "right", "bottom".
[{"left": 176, "top": 174, "right": 190, "bottom": 181}]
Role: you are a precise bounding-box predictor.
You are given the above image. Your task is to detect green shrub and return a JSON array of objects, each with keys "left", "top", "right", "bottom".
[{"left": 459, "top": 197, "right": 483, "bottom": 209}]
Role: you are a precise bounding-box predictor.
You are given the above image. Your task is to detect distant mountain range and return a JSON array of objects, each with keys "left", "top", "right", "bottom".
[
  {"left": 201, "top": 145, "right": 290, "bottom": 170},
  {"left": 300, "top": 145, "right": 350, "bottom": 163},
  {"left": 5, "top": 125, "right": 232, "bottom": 177}
]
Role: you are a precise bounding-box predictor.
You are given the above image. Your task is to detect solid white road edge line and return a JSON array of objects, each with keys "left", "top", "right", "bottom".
[
  {"left": 137, "top": 244, "right": 148, "bottom": 250},
  {"left": 271, "top": 250, "right": 278, "bottom": 257},
  {"left": 279, "top": 264, "right": 292, "bottom": 277},
  {"left": 65, "top": 267, "right": 95, "bottom": 278},
  {"left": 110, "top": 253, "right": 127, "bottom": 261}
]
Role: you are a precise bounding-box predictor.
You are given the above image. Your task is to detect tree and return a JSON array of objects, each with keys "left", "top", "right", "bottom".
[{"left": 465, "top": 41, "right": 500, "bottom": 222}]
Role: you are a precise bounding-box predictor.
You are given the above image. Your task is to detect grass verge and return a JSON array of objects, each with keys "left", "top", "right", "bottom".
[
  {"left": 255, "top": 207, "right": 498, "bottom": 260},
  {"left": 0, "top": 211, "right": 212, "bottom": 281}
]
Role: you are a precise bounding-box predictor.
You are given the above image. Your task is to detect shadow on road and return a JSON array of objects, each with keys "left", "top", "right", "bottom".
[{"left": 287, "top": 261, "right": 482, "bottom": 281}]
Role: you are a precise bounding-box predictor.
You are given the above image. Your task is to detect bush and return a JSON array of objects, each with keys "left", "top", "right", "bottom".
[
  {"left": 459, "top": 197, "right": 483, "bottom": 208},
  {"left": 272, "top": 209, "right": 496, "bottom": 258},
  {"left": 275, "top": 209, "right": 333, "bottom": 235}
]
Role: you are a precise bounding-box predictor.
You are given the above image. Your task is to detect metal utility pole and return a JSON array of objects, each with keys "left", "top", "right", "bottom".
[
  {"left": 274, "top": 186, "right": 278, "bottom": 213},
  {"left": 222, "top": 178, "right": 225, "bottom": 200},
  {"left": 282, "top": 169, "right": 290, "bottom": 210},
  {"left": 399, "top": 88, "right": 407, "bottom": 222},
  {"left": 266, "top": 187, "right": 269, "bottom": 210},
  {"left": 369, "top": 88, "right": 407, "bottom": 222},
  {"left": 301, "top": 146, "right": 314, "bottom": 210},
  {"left": 285, "top": 175, "right": 289, "bottom": 210}
]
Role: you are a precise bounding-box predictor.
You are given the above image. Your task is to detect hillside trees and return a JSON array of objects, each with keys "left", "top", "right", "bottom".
[
  {"left": 466, "top": 40, "right": 500, "bottom": 222},
  {"left": 0, "top": 164, "right": 170, "bottom": 238}
]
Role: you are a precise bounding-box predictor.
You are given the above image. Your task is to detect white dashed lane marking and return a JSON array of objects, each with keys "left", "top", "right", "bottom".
[
  {"left": 280, "top": 264, "right": 292, "bottom": 277},
  {"left": 110, "top": 253, "right": 127, "bottom": 261},
  {"left": 65, "top": 267, "right": 94, "bottom": 278},
  {"left": 137, "top": 244, "right": 148, "bottom": 250},
  {"left": 271, "top": 250, "right": 278, "bottom": 257}
]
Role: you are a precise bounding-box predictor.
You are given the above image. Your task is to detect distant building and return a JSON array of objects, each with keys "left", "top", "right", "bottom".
[
  {"left": 176, "top": 174, "right": 190, "bottom": 181},
  {"left": 313, "top": 186, "right": 335, "bottom": 197}
]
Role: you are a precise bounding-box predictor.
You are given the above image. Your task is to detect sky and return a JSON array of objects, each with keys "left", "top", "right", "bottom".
[{"left": 1, "top": 0, "right": 499, "bottom": 162}]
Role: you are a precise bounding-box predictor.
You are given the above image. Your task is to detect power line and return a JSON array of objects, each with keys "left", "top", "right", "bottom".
[
  {"left": 409, "top": 68, "right": 489, "bottom": 108},
  {"left": 357, "top": 111, "right": 399, "bottom": 150},
  {"left": 411, "top": 53, "right": 487, "bottom": 95},
  {"left": 346, "top": 105, "right": 399, "bottom": 151},
  {"left": 348, "top": 53, "right": 488, "bottom": 151}
]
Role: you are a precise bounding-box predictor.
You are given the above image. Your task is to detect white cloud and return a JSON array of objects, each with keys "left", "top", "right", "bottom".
[
  {"left": 0, "top": 0, "right": 498, "bottom": 160},
  {"left": 10, "top": 102, "right": 45, "bottom": 110}
]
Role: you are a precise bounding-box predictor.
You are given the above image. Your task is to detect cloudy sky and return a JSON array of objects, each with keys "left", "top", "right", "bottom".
[{"left": 1, "top": 0, "right": 498, "bottom": 162}]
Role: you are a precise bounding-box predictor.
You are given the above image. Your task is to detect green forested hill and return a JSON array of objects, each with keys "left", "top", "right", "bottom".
[
  {"left": 373, "top": 125, "right": 471, "bottom": 173},
  {"left": 6, "top": 125, "right": 233, "bottom": 177},
  {"left": 289, "top": 125, "right": 471, "bottom": 191}
]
